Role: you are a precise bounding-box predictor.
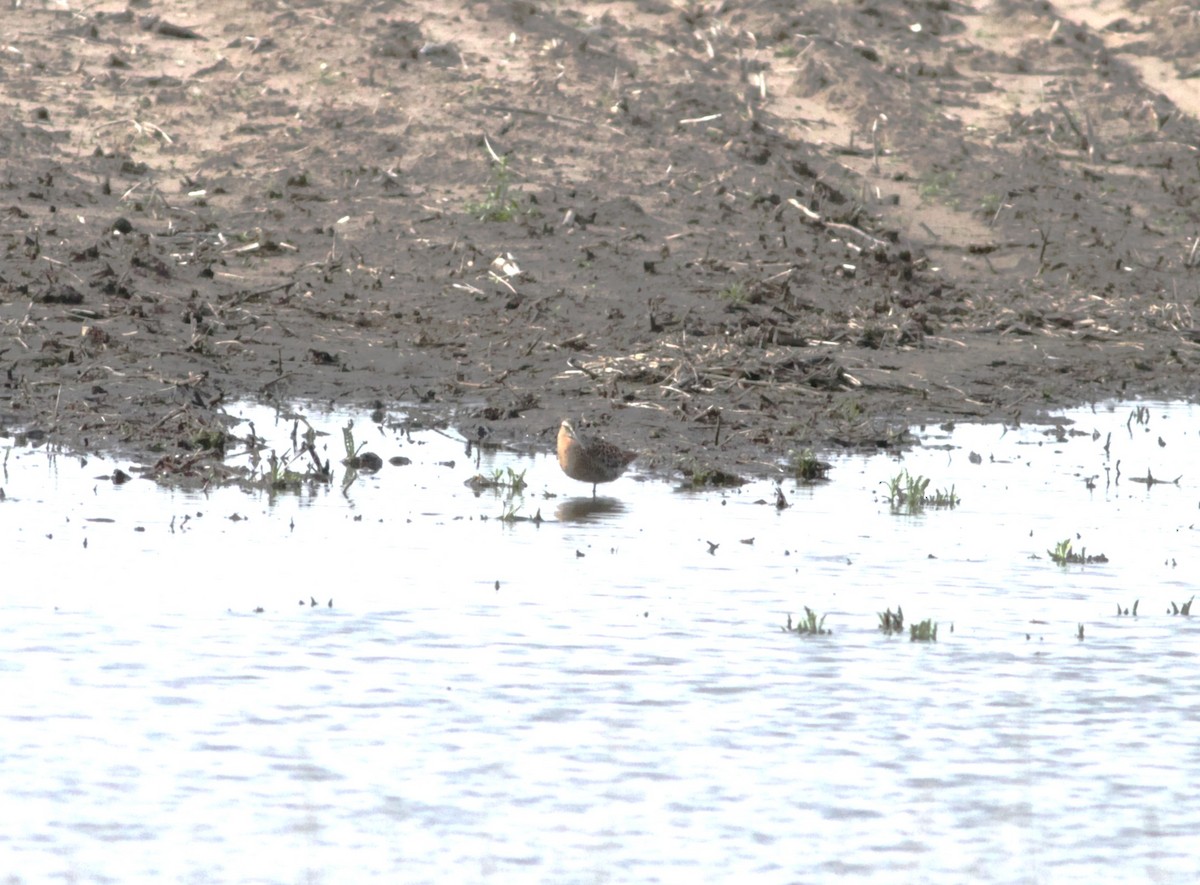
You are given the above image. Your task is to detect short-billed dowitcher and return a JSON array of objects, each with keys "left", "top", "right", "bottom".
[{"left": 556, "top": 419, "right": 637, "bottom": 496}]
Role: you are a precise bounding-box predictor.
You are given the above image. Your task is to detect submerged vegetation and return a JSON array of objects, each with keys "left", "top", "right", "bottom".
[
  {"left": 910, "top": 618, "right": 938, "bottom": 642},
  {"left": 464, "top": 466, "right": 541, "bottom": 524},
  {"left": 883, "top": 469, "right": 958, "bottom": 513},
  {"left": 878, "top": 607, "right": 904, "bottom": 635},
  {"left": 783, "top": 607, "right": 832, "bottom": 636},
  {"left": 1168, "top": 597, "right": 1194, "bottom": 616},
  {"left": 1047, "top": 538, "right": 1109, "bottom": 566},
  {"left": 787, "top": 448, "right": 832, "bottom": 482}
]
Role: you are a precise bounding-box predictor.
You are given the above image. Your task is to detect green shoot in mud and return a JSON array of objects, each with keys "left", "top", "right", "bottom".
[
  {"left": 681, "top": 463, "right": 745, "bottom": 488},
  {"left": 910, "top": 618, "right": 938, "bottom": 642},
  {"left": 464, "top": 466, "right": 530, "bottom": 521},
  {"left": 918, "top": 170, "right": 957, "bottom": 202},
  {"left": 783, "top": 607, "right": 831, "bottom": 636},
  {"left": 341, "top": 421, "right": 363, "bottom": 462},
  {"left": 787, "top": 448, "right": 831, "bottom": 482},
  {"left": 338, "top": 421, "right": 381, "bottom": 473},
  {"left": 491, "top": 466, "right": 528, "bottom": 495},
  {"left": 260, "top": 449, "right": 325, "bottom": 494},
  {"left": 884, "top": 469, "right": 958, "bottom": 513},
  {"left": 466, "top": 145, "right": 521, "bottom": 222},
  {"left": 465, "top": 466, "right": 527, "bottom": 494},
  {"left": 719, "top": 281, "right": 747, "bottom": 304},
  {"left": 315, "top": 61, "right": 343, "bottom": 87}
]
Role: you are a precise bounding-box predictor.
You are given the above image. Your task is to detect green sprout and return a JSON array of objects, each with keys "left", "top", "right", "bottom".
[
  {"left": 783, "top": 607, "right": 831, "bottom": 636},
  {"left": 788, "top": 449, "right": 831, "bottom": 482},
  {"left": 884, "top": 469, "right": 958, "bottom": 513},
  {"left": 466, "top": 143, "right": 522, "bottom": 222},
  {"left": 1047, "top": 538, "right": 1108, "bottom": 566},
  {"left": 910, "top": 619, "right": 938, "bottom": 642},
  {"left": 878, "top": 607, "right": 904, "bottom": 635}
]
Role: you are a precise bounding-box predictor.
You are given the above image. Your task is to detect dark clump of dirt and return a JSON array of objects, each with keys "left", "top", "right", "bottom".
[{"left": 2, "top": 0, "right": 1199, "bottom": 485}]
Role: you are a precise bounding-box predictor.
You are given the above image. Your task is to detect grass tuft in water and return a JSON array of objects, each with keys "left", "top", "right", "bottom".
[
  {"left": 340, "top": 420, "right": 382, "bottom": 472},
  {"left": 783, "top": 607, "right": 832, "bottom": 636},
  {"left": 788, "top": 448, "right": 832, "bottom": 482},
  {"left": 910, "top": 618, "right": 937, "bottom": 642},
  {"left": 1168, "top": 596, "right": 1194, "bottom": 616},
  {"left": 878, "top": 606, "right": 904, "bottom": 635},
  {"left": 1047, "top": 538, "right": 1109, "bottom": 566},
  {"left": 884, "top": 469, "right": 957, "bottom": 513}
]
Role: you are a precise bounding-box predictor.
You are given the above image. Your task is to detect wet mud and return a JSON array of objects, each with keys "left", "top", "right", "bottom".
[{"left": 3, "top": 0, "right": 1199, "bottom": 484}]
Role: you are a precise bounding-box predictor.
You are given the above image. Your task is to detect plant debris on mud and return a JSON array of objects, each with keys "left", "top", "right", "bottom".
[{"left": 3, "top": 1, "right": 1200, "bottom": 484}]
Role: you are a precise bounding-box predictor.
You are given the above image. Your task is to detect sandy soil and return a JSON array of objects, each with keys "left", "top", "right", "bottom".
[{"left": 3, "top": 0, "right": 1199, "bottom": 484}]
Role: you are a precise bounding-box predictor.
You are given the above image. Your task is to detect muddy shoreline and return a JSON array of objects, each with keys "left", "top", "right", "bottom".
[{"left": 3, "top": 1, "right": 1199, "bottom": 485}]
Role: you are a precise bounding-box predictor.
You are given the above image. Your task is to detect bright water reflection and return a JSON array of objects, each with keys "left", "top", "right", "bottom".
[{"left": 2, "top": 401, "right": 1199, "bottom": 883}]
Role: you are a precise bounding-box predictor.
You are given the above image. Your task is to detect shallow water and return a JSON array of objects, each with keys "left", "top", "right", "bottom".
[{"left": 2, "top": 401, "right": 1199, "bottom": 883}]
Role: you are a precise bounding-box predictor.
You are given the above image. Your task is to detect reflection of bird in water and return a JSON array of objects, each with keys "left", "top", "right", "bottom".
[{"left": 556, "top": 419, "right": 637, "bottom": 496}]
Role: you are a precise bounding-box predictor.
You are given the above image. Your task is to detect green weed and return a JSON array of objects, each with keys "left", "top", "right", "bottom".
[
  {"left": 884, "top": 469, "right": 958, "bottom": 513},
  {"left": 787, "top": 448, "right": 831, "bottom": 482},
  {"left": 910, "top": 618, "right": 937, "bottom": 642},
  {"left": 1169, "top": 596, "right": 1194, "bottom": 616},
  {"left": 783, "top": 607, "right": 831, "bottom": 636},
  {"left": 1047, "top": 538, "right": 1108, "bottom": 566},
  {"left": 878, "top": 607, "right": 904, "bottom": 635},
  {"left": 466, "top": 150, "right": 521, "bottom": 222},
  {"left": 719, "top": 281, "right": 747, "bottom": 304}
]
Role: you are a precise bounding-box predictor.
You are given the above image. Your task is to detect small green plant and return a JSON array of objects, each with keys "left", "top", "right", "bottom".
[
  {"left": 341, "top": 420, "right": 363, "bottom": 462},
  {"left": 1047, "top": 538, "right": 1108, "bottom": 565},
  {"left": 884, "top": 469, "right": 958, "bottom": 513},
  {"left": 492, "top": 504, "right": 542, "bottom": 525},
  {"left": 910, "top": 618, "right": 938, "bottom": 642},
  {"left": 1116, "top": 600, "right": 1139, "bottom": 616},
  {"left": 315, "top": 61, "right": 343, "bottom": 87},
  {"left": 1169, "top": 596, "right": 1194, "bottom": 616},
  {"left": 879, "top": 606, "right": 904, "bottom": 635},
  {"left": 466, "top": 466, "right": 528, "bottom": 496},
  {"left": 980, "top": 193, "right": 1003, "bottom": 216},
  {"left": 783, "top": 607, "right": 831, "bottom": 636},
  {"left": 918, "top": 170, "right": 957, "bottom": 201},
  {"left": 788, "top": 449, "right": 831, "bottom": 482},
  {"left": 682, "top": 463, "right": 746, "bottom": 488},
  {"left": 258, "top": 448, "right": 328, "bottom": 495},
  {"left": 718, "top": 281, "right": 747, "bottom": 304},
  {"left": 466, "top": 149, "right": 521, "bottom": 222},
  {"left": 1048, "top": 538, "right": 1072, "bottom": 565},
  {"left": 833, "top": 398, "right": 865, "bottom": 421},
  {"left": 490, "top": 466, "right": 528, "bottom": 494}
]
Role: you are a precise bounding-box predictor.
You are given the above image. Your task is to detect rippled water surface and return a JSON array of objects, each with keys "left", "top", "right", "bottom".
[{"left": 3, "top": 401, "right": 1199, "bottom": 883}]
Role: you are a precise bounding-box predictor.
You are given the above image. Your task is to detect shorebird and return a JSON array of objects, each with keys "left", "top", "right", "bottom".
[{"left": 556, "top": 419, "right": 637, "bottom": 496}]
